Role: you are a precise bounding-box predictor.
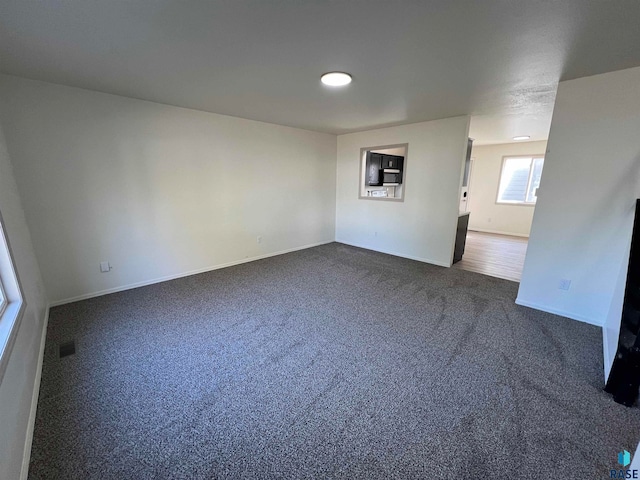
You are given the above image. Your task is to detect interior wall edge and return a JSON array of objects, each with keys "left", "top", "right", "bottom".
[
  {"left": 602, "top": 329, "right": 611, "bottom": 383},
  {"left": 335, "top": 115, "right": 470, "bottom": 269}
]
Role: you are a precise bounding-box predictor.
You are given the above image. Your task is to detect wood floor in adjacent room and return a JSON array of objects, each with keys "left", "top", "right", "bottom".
[{"left": 453, "top": 230, "right": 528, "bottom": 282}]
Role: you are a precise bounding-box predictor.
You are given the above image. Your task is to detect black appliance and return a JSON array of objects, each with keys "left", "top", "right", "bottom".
[
  {"left": 381, "top": 169, "right": 402, "bottom": 185},
  {"left": 366, "top": 152, "right": 404, "bottom": 186}
]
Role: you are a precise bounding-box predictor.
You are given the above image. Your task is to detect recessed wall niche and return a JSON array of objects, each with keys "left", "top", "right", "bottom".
[{"left": 359, "top": 144, "right": 408, "bottom": 201}]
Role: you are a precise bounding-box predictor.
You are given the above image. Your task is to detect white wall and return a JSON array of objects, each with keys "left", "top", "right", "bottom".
[
  {"left": 0, "top": 75, "right": 337, "bottom": 304},
  {"left": 517, "top": 67, "right": 640, "bottom": 363},
  {"left": 467, "top": 140, "right": 547, "bottom": 237},
  {"left": 0, "top": 120, "right": 48, "bottom": 479},
  {"left": 336, "top": 116, "right": 470, "bottom": 266}
]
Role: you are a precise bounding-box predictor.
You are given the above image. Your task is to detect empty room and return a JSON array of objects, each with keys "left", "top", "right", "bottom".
[{"left": 2, "top": 2, "right": 640, "bottom": 479}]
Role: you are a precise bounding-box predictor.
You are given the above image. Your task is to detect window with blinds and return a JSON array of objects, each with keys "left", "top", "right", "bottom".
[{"left": 497, "top": 156, "right": 544, "bottom": 205}]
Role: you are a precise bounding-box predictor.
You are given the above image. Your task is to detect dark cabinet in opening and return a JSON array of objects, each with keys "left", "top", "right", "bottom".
[
  {"left": 381, "top": 155, "right": 404, "bottom": 170},
  {"left": 366, "top": 152, "right": 405, "bottom": 186},
  {"left": 366, "top": 153, "right": 383, "bottom": 186}
]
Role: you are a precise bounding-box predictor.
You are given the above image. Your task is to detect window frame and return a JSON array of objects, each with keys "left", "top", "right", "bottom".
[
  {"left": 495, "top": 154, "right": 545, "bottom": 206},
  {"left": 0, "top": 276, "right": 7, "bottom": 318},
  {"left": 358, "top": 143, "right": 409, "bottom": 202},
  {"left": 0, "top": 209, "right": 26, "bottom": 383}
]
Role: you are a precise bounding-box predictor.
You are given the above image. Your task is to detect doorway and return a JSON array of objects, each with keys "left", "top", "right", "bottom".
[{"left": 453, "top": 142, "right": 545, "bottom": 282}]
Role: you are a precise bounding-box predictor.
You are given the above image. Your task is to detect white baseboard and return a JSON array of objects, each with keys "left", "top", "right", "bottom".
[
  {"left": 20, "top": 305, "right": 50, "bottom": 480},
  {"left": 50, "top": 240, "right": 334, "bottom": 307},
  {"left": 515, "top": 297, "right": 604, "bottom": 327},
  {"left": 334, "top": 239, "right": 451, "bottom": 268},
  {"left": 468, "top": 228, "right": 529, "bottom": 238}
]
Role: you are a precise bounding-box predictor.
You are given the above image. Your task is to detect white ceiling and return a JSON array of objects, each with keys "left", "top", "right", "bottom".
[{"left": 1, "top": 1, "right": 640, "bottom": 144}]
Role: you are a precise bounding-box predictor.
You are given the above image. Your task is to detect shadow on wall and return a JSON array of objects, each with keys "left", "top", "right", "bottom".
[
  {"left": 577, "top": 156, "right": 640, "bottom": 285},
  {"left": 532, "top": 154, "right": 640, "bottom": 301}
]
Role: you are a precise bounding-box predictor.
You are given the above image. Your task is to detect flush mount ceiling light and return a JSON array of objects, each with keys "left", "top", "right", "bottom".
[
  {"left": 321, "top": 72, "right": 352, "bottom": 87},
  {"left": 513, "top": 135, "right": 531, "bottom": 141}
]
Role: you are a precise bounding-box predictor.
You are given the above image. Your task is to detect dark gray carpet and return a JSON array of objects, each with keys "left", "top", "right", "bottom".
[{"left": 29, "top": 243, "right": 640, "bottom": 479}]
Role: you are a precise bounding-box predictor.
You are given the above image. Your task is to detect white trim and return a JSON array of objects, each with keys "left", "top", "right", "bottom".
[
  {"left": 515, "top": 297, "right": 604, "bottom": 327},
  {"left": 334, "top": 239, "right": 451, "bottom": 268},
  {"left": 50, "top": 241, "right": 334, "bottom": 307},
  {"left": 0, "top": 210, "right": 26, "bottom": 382},
  {"left": 0, "top": 300, "right": 25, "bottom": 381},
  {"left": 0, "top": 278, "right": 7, "bottom": 318},
  {"left": 468, "top": 228, "right": 530, "bottom": 238},
  {"left": 20, "top": 305, "right": 49, "bottom": 480},
  {"left": 358, "top": 144, "right": 409, "bottom": 203},
  {"left": 602, "top": 328, "right": 611, "bottom": 384}
]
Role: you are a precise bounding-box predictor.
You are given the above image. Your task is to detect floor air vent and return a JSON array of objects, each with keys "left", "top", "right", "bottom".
[{"left": 59, "top": 341, "right": 76, "bottom": 358}]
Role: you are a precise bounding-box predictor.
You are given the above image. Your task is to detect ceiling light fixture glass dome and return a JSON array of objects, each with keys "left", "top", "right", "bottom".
[{"left": 321, "top": 72, "right": 352, "bottom": 87}]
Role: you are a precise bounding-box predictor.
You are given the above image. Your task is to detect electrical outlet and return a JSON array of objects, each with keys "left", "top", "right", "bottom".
[
  {"left": 374, "top": 231, "right": 378, "bottom": 237},
  {"left": 558, "top": 279, "right": 571, "bottom": 291},
  {"left": 257, "top": 236, "right": 262, "bottom": 244},
  {"left": 100, "top": 261, "right": 111, "bottom": 273}
]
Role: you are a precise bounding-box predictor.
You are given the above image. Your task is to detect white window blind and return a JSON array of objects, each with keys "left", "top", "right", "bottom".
[{"left": 497, "top": 156, "right": 544, "bottom": 205}]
